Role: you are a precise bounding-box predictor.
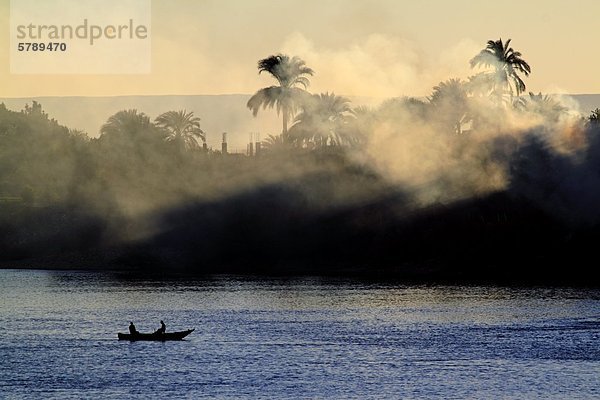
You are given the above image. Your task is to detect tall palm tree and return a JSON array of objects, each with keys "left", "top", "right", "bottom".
[
  {"left": 247, "top": 54, "right": 314, "bottom": 135},
  {"left": 288, "top": 92, "right": 355, "bottom": 147},
  {"left": 470, "top": 38, "right": 531, "bottom": 97},
  {"left": 155, "top": 110, "right": 205, "bottom": 151},
  {"left": 100, "top": 109, "right": 152, "bottom": 137}
]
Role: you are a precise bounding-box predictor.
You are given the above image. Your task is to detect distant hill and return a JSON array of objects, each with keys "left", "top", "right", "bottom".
[
  {"left": 569, "top": 94, "right": 600, "bottom": 114},
  {"left": 1, "top": 94, "right": 598, "bottom": 151}
]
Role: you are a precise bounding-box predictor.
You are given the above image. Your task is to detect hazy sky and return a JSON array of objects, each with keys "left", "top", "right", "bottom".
[{"left": 1, "top": 0, "right": 599, "bottom": 98}]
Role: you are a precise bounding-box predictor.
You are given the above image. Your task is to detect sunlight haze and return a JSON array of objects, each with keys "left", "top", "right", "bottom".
[{"left": 1, "top": 0, "right": 598, "bottom": 97}]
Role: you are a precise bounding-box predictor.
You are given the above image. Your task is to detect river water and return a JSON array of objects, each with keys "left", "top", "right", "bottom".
[{"left": 0, "top": 269, "right": 598, "bottom": 399}]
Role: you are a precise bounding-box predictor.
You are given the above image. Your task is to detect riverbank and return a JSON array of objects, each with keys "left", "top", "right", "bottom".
[{"left": 2, "top": 191, "right": 598, "bottom": 287}]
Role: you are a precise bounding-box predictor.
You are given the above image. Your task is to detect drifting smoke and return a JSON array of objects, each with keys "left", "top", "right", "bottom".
[
  {"left": 362, "top": 92, "right": 591, "bottom": 210},
  {"left": 279, "top": 33, "right": 600, "bottom": 226},
  {"left": 1, "top": 39, "right": 599, "bottom": 282},
  {"left": 281, "top": 33, "right": 480, "bottom": 98}
]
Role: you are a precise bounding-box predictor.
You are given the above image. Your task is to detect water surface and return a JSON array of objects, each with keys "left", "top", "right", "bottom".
[{"left": 0, "top": 269, "right": 598, "bottom": 398}]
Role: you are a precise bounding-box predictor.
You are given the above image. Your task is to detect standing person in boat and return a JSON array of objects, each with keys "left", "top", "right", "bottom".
[
  {"left": 129, "top": 322, "right": 138, "bottom": 335},
  {"left": 155, "top": 320, "right": 166, "bottom": 334}
]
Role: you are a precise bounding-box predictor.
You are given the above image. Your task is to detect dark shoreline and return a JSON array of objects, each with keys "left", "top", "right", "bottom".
[
  {"left": 2, "top": 262, "right": 597, "bottom": 288},
  {"left": 2, "top": 190, "right": 598, "bottom": 287}
]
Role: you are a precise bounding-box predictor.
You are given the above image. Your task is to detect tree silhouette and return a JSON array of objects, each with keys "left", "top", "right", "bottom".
[
  {"left": 100, "top": 109, "right": 152, "bottom": 137},
  {"left": 68, "top": 129, "right": 90, "bottom": 141},
  {"left": 99, "top": 109, "right": 162, "bottom": 166},
  {"left": 155, "top": 110, "right": 206, "bottom": 151},
  {"left": 428, "top": 78, "right": 470, "bottom": 134},
  {"left": 288, "top": 92, "right": 356, "bottom": 147},
  {"left": 589, "top": 108, "right": 600, "bottom": 125},
  {"left": 516, "top": 92, "right": 567, "bottom": 122},
  {"left": 343, "top": 106, "right": 374, "bottom": 148},
  {"left": 22, "top": 101, "right": 48, "bottom": 119},
  {"left": 260, "top": 134, "right": 293, "bottom": 154},
  {"left": 378, "top": 97, "right": 429, "bottom": 121},
  {"left": 247, "top": 54, "right": 314, "bottom": 135},
  {"left": 470, "top": 38, "right": 531, "bottom": 98}
]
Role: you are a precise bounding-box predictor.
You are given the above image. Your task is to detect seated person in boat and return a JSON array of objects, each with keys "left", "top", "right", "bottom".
[
  {"left": 129, "top": 322, "right": 138, "bottom": 335},
  {"left": 155, "top": 320, "right": 166, "bottom": 334}
]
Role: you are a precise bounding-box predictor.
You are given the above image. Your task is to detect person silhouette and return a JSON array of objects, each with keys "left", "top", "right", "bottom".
[
  {"left": 156, "top": 320, "right": 166, "bottom": 334},
  {"left": 129, "top": 322, "right": 138, "bottom": 335}
]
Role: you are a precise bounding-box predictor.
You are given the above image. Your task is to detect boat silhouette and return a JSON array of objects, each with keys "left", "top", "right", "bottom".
[{"left": 117, "top": 328, "right": 195, "bottom": 341}]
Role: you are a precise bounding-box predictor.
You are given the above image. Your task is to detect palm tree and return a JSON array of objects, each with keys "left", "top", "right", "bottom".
[
  {"left": 100, "top": 109, "right": 152, "bottom": 137},
  {"left": 589, "top": 108, "right": 600, "bottom": 125},
  {"left": 155, "top": 110, "right": 205, "bottom": 151},
  {"left": 470, "top": 38, "right": 531, "bottom": 98},
  {"left": 428, "top": 78, "right": 469, "bottom": 134},
  {"left": 260, "top": 133, "right": 293, "bottom": 154},
  {"left": 98, "top": 110, "right": 162, "bottom": 164},
  {"left": 516, "top": 92, "right": 567, "bottom": 122},
  {"left": 247, "top": 54, "right": 314, "bottom": 135},
  {"left": 288, "top": 92, "right": 355, "bottom": 147},
  {"left": 344, "top": 106, "right": 375, "bottom": 147}
]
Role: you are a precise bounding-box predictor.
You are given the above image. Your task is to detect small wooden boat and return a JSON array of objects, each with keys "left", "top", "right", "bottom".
[{"left": 117, "top": 329, "right": 195, "bottom": 341}]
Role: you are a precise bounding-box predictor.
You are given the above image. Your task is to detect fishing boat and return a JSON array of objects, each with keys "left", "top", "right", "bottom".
[{"left": 117, "top": 328, "right": 195, "bottom": 341}]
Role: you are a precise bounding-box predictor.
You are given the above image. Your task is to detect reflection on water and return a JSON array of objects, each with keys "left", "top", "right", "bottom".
[{"left": 1, "top": 269, "right": 599, "bottom": 399}]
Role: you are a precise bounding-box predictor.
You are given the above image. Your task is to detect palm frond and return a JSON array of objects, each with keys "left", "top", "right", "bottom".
[
  {"left": 247, "top": 86, "right": 284, "bottom": 116},
  {"left": 471, "top": 38, "right": 531, "bottom": 97},
  {"left": 470, "top": 50, "right": 497, "bottom": 68},
  {"left": 100, "top": 109, "right": 151, "bottom": 137},
  {"left": 289, "top": 92, "right": 357, "bottom": 147},
  {"left": 256, "top": 54, "right": 314, "bottom": 88},
  {"left": 155, "top": 109, "right": 205, "bottom": 150}
]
